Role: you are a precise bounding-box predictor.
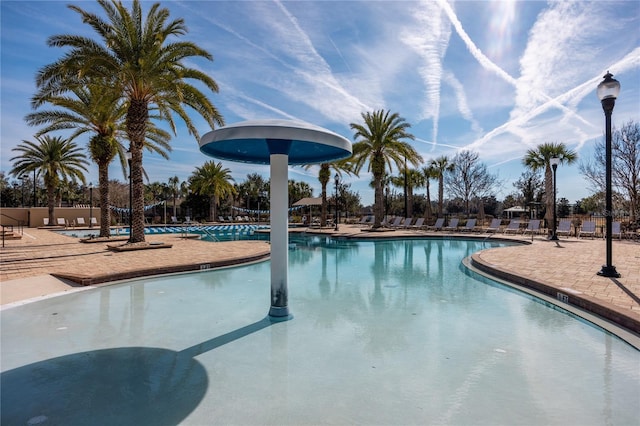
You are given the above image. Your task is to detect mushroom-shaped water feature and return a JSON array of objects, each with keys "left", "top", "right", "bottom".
[{"left": 200, "top": 119, "right": 352, "bottom": 320}]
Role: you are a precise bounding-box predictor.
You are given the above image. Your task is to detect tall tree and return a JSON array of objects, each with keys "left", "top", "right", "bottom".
[
  {"left": 189, "top": 161, "right": 235, "bottom": 222},
  {"left": 305, "top": 159, "right": 355, "bottom": 226},
  {"left": 27, "top": 82, "right": 171, "bottom": 237},
  {"left": 523, "top": 142, "right": 577, "bottom": 231},
  {"left": 431, "top": 156, "right": 454, "bottom": 216},
  {"left": 350, "top": 109, "right": 422, "bottom": 228},
  {"left": 10, "top": 136, "right": 88, "bottom": 225},
  {"left": 35, "top": 0, "right": 224, "bottom": 243},
  {"left": 513, "top": 170, "right": 544, "bottom": 218},
  {"left": 580, "top": 120, "right": 639, "bottom": 222},
  {"left": 167, "top": 176, "right": 182, "bottom": 218},
  {"left": 421, "top": 165, "right": 438, "bottom": 220},
  {"left": 390, "top": 167, "right": 423, "bottom": 218},
  {"left": 445, "top": 150, "right": 499, "bottom": 216}
]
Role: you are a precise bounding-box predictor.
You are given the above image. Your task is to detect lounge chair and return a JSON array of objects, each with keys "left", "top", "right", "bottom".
[
  {"left": 56, "top": 218, "right": 67, "bottom": 228},
  {"left": 444, "top": 218, "right": 460, "bottom": 232},
  {"left": 218, "top": 216, "right": 226, "bottom": 222},
  {"left": 401, "top": 218, "right": 413, "bottom": 228},
  {"left": 90, "top": 217, "right": 98, "bottom": 227},
  {"left": 484, "top": 218, "right": 501, "bottom": 233},
  {"left": 578, "top": 220, "right": 596, "bottom": 238},
  {"left": 411, "top": 218, "right": 425, "bottom": 229},
  {"left": 522, "top": 219, "right": 541, "bottom": 235},
  {"left": 171, "top": 216, "right": 179, "bottom": 224},
  {"left": 357, "top": 216, "right": 371, "bottom": 226},
  {"left": 460, "top": 218, "right": 477, "bottom": 232},
  {"left": 427, "top": 218, "right": 445, "bottom": 231},
  {"left": 611, "top": 221, "right": 622, "bottom": 239},
  {"left": 578, "top": 221, "right": 596, "bottom": 239},
  {"left": 43, "top": 218, "right": 49, "bottom": 226},
  {"left": 556, "top": 220, "right": 572, "bottom": 237},
  {"left": 503, "top": 219, "right": 520, "bottom": 234},
  {"left": 76, "top": 217, "right": 86, "bottom": 227},
  {"left": 388, "top": 217, "right": 403, "bottom": 227}
]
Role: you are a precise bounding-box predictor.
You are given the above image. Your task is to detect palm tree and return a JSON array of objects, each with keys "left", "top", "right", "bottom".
[
  {"left": 167, "top": 176, "right": 182, "bottom": 218},
  {"left": 523, "top": 142, "right": 577, "bottom": 232},
  {"left": 10, "top": 136, "right": 88, "bottom": 225},
  {"left": 305, "top": 159, "right": 355, "bottom": 226},
  {"left": 350, "top": 109, "right": 422, "bottom": 228},
  {"left": 421, "top": 165, "right": 438, "bottom": 221},
  {"left": 189, "top": 161, "right": 235, "bottom": 222},
  {"left": 390, "top": 167, "right": 423, "bottom": 218},
  {"left": 431, "top": 156, "right": 454, "bottom": 216},
  {"left": 35, "top": 0, "right": 224, "bottom": 243},
  {"left": 27, "top": 82, "right": 171, "bottom": 237}
]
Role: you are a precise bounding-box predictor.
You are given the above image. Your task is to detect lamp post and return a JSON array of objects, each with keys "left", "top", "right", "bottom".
[
  {"left": 334, "top": 173, "right": 339, "bottom": 231},
  {"left": 597, "top": 71, "right": 621, "bottom": 278},
  {"left": 89, "top": 182, "right": 93, "bottom": 228},
  {"left": 549, "top": 157, "right": 560, "bottom": 240},
  {"left": 125, "top": 150, "right": 133, "bottom": 243}
]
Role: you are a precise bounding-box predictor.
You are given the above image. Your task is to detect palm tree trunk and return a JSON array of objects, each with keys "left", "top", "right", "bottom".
[
  {"left": 373, "top": 175, "right": 384, "bottom": 228},
  {"left": 127, "top": 99, "right": 148, "bottom": 244},
  {"left": 544, "top": 164, "right": 553, "bottom": 235},
  {"left": 47, "top": 184, "right": 55, "bottom": 225},
  {"left": 438, "top": 177, "right": 444, "bottom": 216},
  {"left": 424, "top": 179, "right": 432, "bottom": 220},
  {"left": 210, "top": 195, "right": 217, "bottom": 222},
  {"left": 98, "top": 160, "right": 110, "bottom": 237}
]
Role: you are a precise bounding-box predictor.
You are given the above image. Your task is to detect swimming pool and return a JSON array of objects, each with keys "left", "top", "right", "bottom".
[
  {"left": 56, "top": 224, "right": 269, "bottom": 242},
  {"left": 2, "top": 237, "right": 638, "bottom": 425}
]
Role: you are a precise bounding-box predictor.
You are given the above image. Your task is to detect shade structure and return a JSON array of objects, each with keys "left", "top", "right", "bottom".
[
  {"left": 292, "top": 197, "right": 323, "bottom": 206},
  {"left": 200, "top": 119, "right": 352, "bottom": 320},
  {"left": 200, "top": 119, "right": 352, "bottom": 165}
]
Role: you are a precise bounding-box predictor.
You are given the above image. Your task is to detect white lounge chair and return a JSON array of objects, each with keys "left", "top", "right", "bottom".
[
  {"left": 90, "top": 217, "right": 98, "bottom": 226},
  {"left": 611, "top": 221, "right": 622, "bottom": 239},
  {"left": 460, "top": 218, "right": 477, "bottom": 232},
  {"left": 444, "top": 218, "right": 460, "bottom": 232},
  {"left": 43, "top": 218, "right": 49, "bottom": 226},
  {"left": 522, "top": 219, "right": 541, "bottom": 235},
  {"left": 76, "top": 217, "right": 86, "bottom": 227},
  {"left": 556, "top": 220, "right": 572, "bottom": 237},
  {"left": 503, "top": 220, "right": 520, "bottom": 234},
  {"left": 401, "top": 218, "right": 413, "bottom": 228},
  {"left": 56, "top": 218, "right": 67, "bottom": 228},
  {"left": 427, "top": 218, "right": 445, "bottom": 231},
  {"left": 411, "top": 218, "right": 425, "bottom": 229},
  {"left": 484, "top": 218, "right": 501, "bottom": 233},
  {"left": 388, "top": 217, "right": 403, "bottom": 227},
  {"left": 578, "top": 221, "right": 596, "bottom": 239}
]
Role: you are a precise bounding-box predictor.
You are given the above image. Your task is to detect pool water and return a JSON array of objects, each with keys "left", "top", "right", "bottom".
[
  {"left": 1, "top": 237, "right": 638, "bottom": 425},
  {"left": 57, "top": 224, "right": 269, "bottom": 242}
]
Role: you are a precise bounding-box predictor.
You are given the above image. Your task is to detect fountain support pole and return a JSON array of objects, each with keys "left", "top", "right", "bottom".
[{"left": 267, "top": 139, "right": 291, "bottom": 319}]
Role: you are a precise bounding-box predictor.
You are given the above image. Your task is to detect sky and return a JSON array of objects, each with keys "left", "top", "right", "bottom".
[{"left": 1, "top": 0, "right": 639, "bottom": 207}]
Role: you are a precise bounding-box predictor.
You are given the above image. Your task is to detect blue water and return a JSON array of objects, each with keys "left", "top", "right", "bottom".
[
  {"left": 2, "top": 237, "right": 638, "bottom": 425},
  {"left": 56, "top": 224, "right": 269, "bottom": 242}
]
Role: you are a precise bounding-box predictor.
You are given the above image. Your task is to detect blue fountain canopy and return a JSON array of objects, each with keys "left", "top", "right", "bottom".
[{"left": 199, "top": 119, "right": 352, "bottom": 165}]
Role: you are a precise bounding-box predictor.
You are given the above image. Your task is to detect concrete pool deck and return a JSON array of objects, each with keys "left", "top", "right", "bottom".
[{"left": 1, "top": 225, "right": 638, "bottom": 336}]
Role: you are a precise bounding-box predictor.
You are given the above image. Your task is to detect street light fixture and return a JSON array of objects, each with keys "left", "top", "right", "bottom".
[
  {"left": 549, "top": 157, "right": 560, "bottom": 241},
  {"left": 125, "top": 150, "right": 133, "bottom": 243},
  {"left": 89, "top": 182, "right": 93, "bottom": 228},
  {"left": 334, "top": 173, "right": 339, "bottom": 231},
  {"left": 596, "top": 71, "right": 621, "bottom": 278}
]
